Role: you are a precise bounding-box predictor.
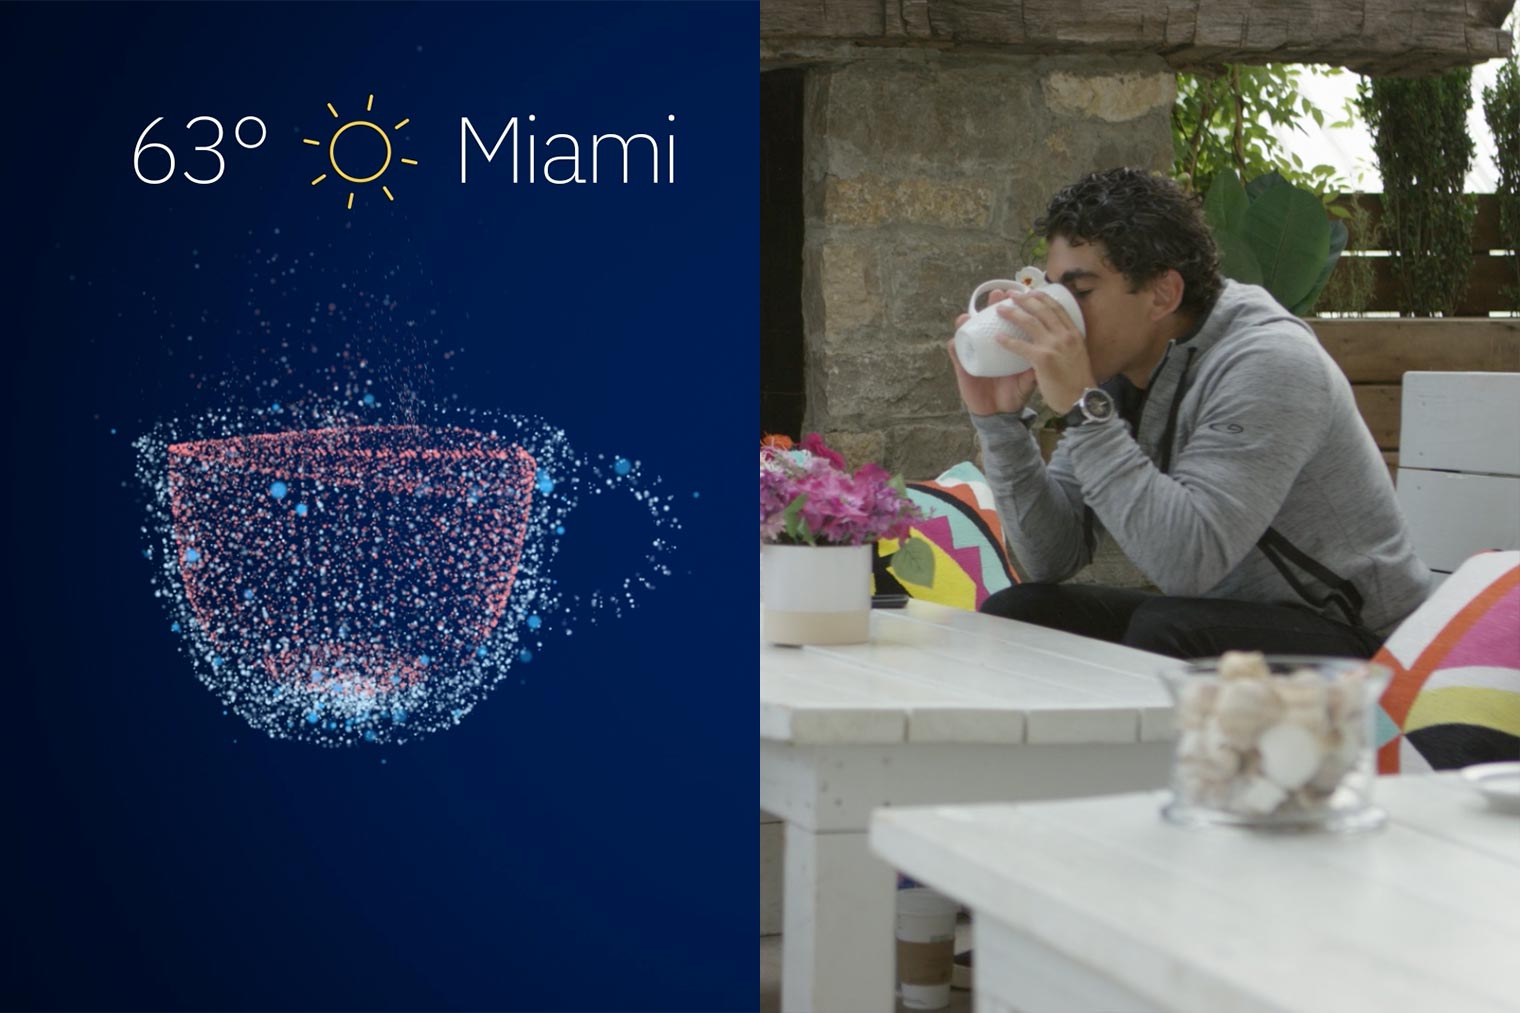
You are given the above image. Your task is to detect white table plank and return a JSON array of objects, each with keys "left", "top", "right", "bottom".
[
  {"left": 806, "top": 640, "right": 1140, "bottom": 744},
  {"left": 872, "top": 775, "right": 1520, "bottom": 1013},
  {"left": 1371, "top": 772, "right": 1520, "bottom": 866},
  {"left": 893, "top": 603, "right": 1178, "bottom": 740},
  {"left": 760, "top": 660, "right": 908, "bottom": 744},
  {"left": 763, "top": 642, "right": 1029, "bottom": 744},
  {"left": 763, "top": 607, "right": 1174, "bottom": 745}
]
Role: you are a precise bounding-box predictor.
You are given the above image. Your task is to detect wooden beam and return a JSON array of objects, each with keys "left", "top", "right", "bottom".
[
  {"left": 1312, "top": 319, "right": 1520, "bottom": 384},
  {"left": 1353, "top": 383, "right": 1403, "bottom": 450},
  {"left": 759, "top": 0, "right": 1515, "bottom": 72}
]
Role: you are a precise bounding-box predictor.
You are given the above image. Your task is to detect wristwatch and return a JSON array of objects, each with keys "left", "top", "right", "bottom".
[{"left": 1063, "top": 386, "right": 1117, "bottom": 428}]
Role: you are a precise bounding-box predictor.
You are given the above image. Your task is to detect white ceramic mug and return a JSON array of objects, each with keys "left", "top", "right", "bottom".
[{"left": 953, "top": 267, "right": 1086, "bottom": 378}]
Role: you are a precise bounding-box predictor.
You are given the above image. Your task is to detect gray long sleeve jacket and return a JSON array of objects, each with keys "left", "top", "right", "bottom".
[{"left": 971, "top": 279, "right": 1432, "bottom": 637}]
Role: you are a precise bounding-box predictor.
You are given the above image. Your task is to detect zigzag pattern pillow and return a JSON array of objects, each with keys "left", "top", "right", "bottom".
[
  {"left": 1375, "top": 551, "right": 1520, "bottom": 774},
  {"left": 873, "top": 462, "right": 1017, "bottom": 612}
]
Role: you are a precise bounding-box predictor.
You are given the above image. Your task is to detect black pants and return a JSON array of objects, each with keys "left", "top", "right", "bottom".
[{"left": 980, "top": 584, "right": 1383, "bottom": 660}]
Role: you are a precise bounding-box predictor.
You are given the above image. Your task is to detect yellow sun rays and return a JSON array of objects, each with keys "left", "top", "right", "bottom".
[{"left": 305, "top": 95, "right": 418, "bottom": 210}]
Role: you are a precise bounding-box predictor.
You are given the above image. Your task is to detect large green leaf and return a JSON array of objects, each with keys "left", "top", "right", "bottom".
[
  {"left": 1215, "top": 230, "right": 1265, "bottom": 286},
  {"left": 1243, "top": 182, "right": 1331, "bottom": 310},
  {"left": 1245, "top": 170, "right": 1290, "bottom": 201},
  {"left": 1203, "top": 172, "right": 1249, "bottom": 235},
  {"left": 1289, "top": 217, "right": 1348, "bottom": 316},
  {"left": 889, "top": 535, "right": 936, "bottom": 588}
]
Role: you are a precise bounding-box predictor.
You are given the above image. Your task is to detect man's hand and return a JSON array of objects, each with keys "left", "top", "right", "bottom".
[
  {"left": 994, "top": 290, "right": 1098, "bottom": 414},
  {"left": 946, "top": 289, "right": 1038, "bottom": 417}
]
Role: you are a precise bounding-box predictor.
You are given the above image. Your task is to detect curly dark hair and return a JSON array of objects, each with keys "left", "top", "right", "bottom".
[{"left": 1033, "top": 167, "right": 1222, "bottom": 315}]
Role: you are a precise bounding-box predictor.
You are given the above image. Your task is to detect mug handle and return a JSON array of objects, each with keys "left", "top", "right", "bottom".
[{"left": 968, "top": 279, "right": 1023, "bottom": 316}]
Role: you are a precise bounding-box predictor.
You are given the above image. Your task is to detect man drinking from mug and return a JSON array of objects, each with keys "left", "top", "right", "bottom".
[{"left": 948, "top": 167, "right": 1430, "bottom": 659}]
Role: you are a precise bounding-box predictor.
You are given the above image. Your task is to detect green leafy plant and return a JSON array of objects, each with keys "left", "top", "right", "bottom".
[
  {"left": 1315, "top": 194, "right": 1379, "bottom": 315},
  {"left": 1482, "top": 49, "right": 1520, "bottom": 309},
  {"left": 1173, "top": 64, "right": 1356, "bottom": 208},
  {"left": 1203, "top": 171, "right": 1345, "bottom": 315},
  {"left": 1358, "top": 70, "right": 1477, "bottom": 315}
]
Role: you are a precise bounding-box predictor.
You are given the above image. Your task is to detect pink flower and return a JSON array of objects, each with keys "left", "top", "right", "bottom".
[
  {"left": 759, "top": 440, "right": 923, "bottom": 546},
  {"left": 800, "top": 432, "right": 847, "bottom": 471}
]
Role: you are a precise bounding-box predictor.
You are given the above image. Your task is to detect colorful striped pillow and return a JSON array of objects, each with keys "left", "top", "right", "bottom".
[
  {"left": 1375, "top": 551, "right": 1520, "bottom": 774},
  {"left": 873, "top": 462, "right": 1018, "bottom": 612}
]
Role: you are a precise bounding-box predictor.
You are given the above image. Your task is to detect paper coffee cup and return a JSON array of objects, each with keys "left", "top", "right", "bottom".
[{"left": 896, "top": 887, "right": 957, "bottom": 1010}]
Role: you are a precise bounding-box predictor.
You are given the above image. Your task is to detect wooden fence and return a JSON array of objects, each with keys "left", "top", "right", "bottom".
[
  {"left": 1310, "top": 318, "right": 1520, "bottom": 478},
  {"left": 1325, "top": 194, "right": 1518, "bottom": 317}
]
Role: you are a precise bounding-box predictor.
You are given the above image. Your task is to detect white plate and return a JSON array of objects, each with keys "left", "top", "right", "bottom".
[{"left": 1461, "top": 761, "right": 1520, "bottom": 814}]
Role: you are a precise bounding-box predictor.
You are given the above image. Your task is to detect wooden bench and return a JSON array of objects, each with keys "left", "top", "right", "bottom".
[
  {"left": 1395, "top": 371, "right": 1520, "bottom": 577},
  {"left": 1310, "top": 319, "right": 1520, "bottom": 480}
]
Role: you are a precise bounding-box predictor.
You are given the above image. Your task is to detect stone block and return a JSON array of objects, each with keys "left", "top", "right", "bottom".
[
  {"left": 822, "top": 174, "right": 994, "bottom": 229},
  {"left": 816, "top": 429, "right": 888, "bottom": 471},
  {"left": 1042, "top": 70, "right": 1175, "bottom": 123},
  {"left": 815, "top": 58, "right": 1048, "bottom": 173},
  {"left": 809, "top": 341, "right": 964, "bottom": 427},
  {"left": 887, "top": 421, "right": 981, "bottom": 479},
  {"left": 810, "top": 240, "right": 884, "bottom": 337},
  {"left": 884, "top": 237, "right": 1020, "bottom": 329}
]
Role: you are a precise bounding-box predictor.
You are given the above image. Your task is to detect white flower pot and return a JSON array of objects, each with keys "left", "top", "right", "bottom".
[{"left": 761, "top": 543, "right": 872, "bottom": 646}]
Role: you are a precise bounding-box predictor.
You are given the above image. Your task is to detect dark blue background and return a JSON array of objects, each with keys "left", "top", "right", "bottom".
[{"left": 2, "top": 3, "right": 756, "bottom": 1010}]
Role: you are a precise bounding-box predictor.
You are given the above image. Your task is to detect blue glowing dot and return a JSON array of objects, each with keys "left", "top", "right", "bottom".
[
  {"left": 391, "top": 707, "right": 407, "bottom": 723},
  {"left": 693, "top": 490, "right": 701, "bottom": 499},
  {"left": 536, "top": 475, "right": 555, "bottom": 494},
  {"left": 380, "top": 758, "right": 388, "bottom": 765},
  {"left": 242, "top": 589, "right": 254, "bottom": 601},
  {"left": 295, "top": 503, "right": 308, "bottom": 517},
  {"left": 269, "top": 480, "right": 288, "bottom": 500},
  {"left": 527, "top": 615, "right": 542, "bottom": 630},
  {"left": 518, "top": 649, "right": 534, "bottom": 663},
  {"left": 362, "top": 393, "right": 375, "bottom": 406},
  {"left": 142, "top": 548, "right": 151, "bottom": 559},
  {"left": 185, "top": 548, "right": 201, "bottom": 563},
  {"left": 109, "top": 428, "right": 117, "bottom": 435},
  {"left": 222, "top": 710, "right": 228, "bottom": 716},
  {"left": 306, "top": 712, "right": 320, "bottom": 724},
  {"left": 554, "top": 524, "right": 565, "bottom": 536},
  {"left": 364, "top": 730, "right": 376, "bottom": 742},
  {"left": 271, "top": 402, "right": 282, "bottom": 413},
  {"left": 390, "top": 675, "right": 401, "bottom": 685},
  {"left": 614, "top": 457, "right": 631, "bottom": 475},
  {"left": 170, "top": 622, "right": 181, "bottom": 634},
  {"left": 476, "top": 645, "right": 488, "bottom": 658},
  {"left": 418, "top": 655, "right": 431, "bottom": 667},
  {"left": 210, "top": 656, "right": 223, "bottom": 669}
]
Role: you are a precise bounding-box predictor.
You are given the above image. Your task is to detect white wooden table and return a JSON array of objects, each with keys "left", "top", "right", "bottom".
[
  {"left": 871, "top": 773, "right": 1520, "bottom": 1013},
  {"left": 760, "top": 600, "right": 1176, "bottom": 1012}
]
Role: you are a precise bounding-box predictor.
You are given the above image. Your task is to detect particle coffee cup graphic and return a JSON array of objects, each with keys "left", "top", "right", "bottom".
[
  {"left": 171, "top": 424, "right": 533, "bottom": 685},
  {"left": 139, "top": 411, "right": 682, "bottom": 746}
]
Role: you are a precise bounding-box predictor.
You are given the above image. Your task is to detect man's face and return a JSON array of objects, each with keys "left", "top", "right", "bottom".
[{"left": 1042, "top": 236, "right": 1166, "bottom": 384}]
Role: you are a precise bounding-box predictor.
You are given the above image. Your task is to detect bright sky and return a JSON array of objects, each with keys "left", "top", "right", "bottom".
[{"left": 1274, "top": 58, "right": 1509, "bottom": 193}]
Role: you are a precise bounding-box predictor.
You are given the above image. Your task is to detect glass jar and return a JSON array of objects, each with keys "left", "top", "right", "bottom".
[{"left": 1158, "top": 655, "right": 1392, "bottom": 833}]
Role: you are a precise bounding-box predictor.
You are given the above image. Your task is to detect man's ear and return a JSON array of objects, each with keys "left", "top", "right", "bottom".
[{"left": 1149, "top": 269, "right": 1185, "bottom": 321}]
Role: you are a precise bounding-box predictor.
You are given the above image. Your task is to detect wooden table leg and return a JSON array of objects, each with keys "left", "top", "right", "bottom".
[{"left": 781, "top": 822, "right": 897, "bottom": 1013}]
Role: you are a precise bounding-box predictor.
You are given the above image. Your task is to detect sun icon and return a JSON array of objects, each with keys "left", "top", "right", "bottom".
[{"left": 305, "top": 94, "right": 418, "bottom": 210}]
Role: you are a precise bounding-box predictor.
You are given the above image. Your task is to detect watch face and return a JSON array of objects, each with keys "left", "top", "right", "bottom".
[{"left": 1082, "top": 388, "right": 1116, "bottom": 421}]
